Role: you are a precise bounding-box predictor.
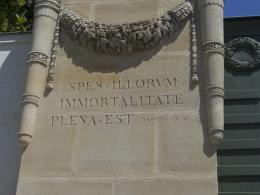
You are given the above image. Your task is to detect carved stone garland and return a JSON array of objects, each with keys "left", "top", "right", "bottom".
[
  {"left": 45, "top": 1, "right": 198, "bottom": 91},
  {"left": 60, "top": 2, "right": 193, "bottom": 56},
  {"left": 20, "top": 0, "right": 223, "bottom": 149}
]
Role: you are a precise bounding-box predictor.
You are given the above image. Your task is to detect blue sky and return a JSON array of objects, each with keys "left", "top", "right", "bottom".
[{"left": 225, "top": 0, "right": 260, "bottom": 18}]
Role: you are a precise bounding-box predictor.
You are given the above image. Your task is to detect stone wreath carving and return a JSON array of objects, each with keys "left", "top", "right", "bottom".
[
  {"left": 60, "top": 2, "right": 193, "bottom": 55},
  {"left": 225, "top": 37, "right": 260, "bottom": 71}
]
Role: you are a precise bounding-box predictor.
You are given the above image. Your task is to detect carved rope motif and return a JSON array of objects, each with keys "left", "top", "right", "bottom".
[
  {"left": 35, "top": 0, "right": 61, "bottom": 21},
  {"left": 27, "top": 51, "right": 49, "bottom": 67},
  {"left": 206, "top": 86, "right": 224, "bottom": 98},
  {"left": 190, "top": 0, "right": 199, "bottom": 82},
  {"left": 202, "top": 42, "right": 225, "bottom": 56},
  {"left": 208, "top": 128, "right": 225, "bottom": 134},
  {"left": 46, "top": 10, "right": 61, "bottom": 91},
  {"left": 60, "top": 2, "right": 193, "bottom": 55},
  {"left": 35, "top": 0, "right": 61, "bottom": 13},
  {"left": 204, "top": 0, "right": 224, "bottom": 9},
  {"left": 22, "top": 94, "right": 40, "bottom": 107}
]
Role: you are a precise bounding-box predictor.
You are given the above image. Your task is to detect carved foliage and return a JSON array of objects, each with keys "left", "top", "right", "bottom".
[
  {"left": 60, "top": 2, "right": 193, "bottom": 55},
  {"left": 225, "top": 37, "right": 260, "bottom": 71}
]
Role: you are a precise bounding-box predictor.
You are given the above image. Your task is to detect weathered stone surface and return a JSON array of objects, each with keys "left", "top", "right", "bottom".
[
  {"left": 114, "top": 177, "right": 217, "bottom": 195},
  {"left": 64, "top": 4, "right": 92, "bottom": 20},
  {"left": 156, "top": 111, "right": 217, "bottom": 174},
  {"left": 76, "top": 113, "right": 155, "bottom": 176},
  {"left": 19, "top": 116, "right": 77, "bottom": 176},
  {"left": 93, "top": 0, "right": 160, "bottom": 23},
  {"left": 17, "top": 178, "right": 112, "bottom": 195},
  {"left": 16, "top": 0, "right": 220, "bottom": 194}
]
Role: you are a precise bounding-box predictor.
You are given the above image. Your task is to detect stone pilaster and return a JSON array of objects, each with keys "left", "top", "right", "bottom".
[
  {"left": 18, "top": 0, "right": 61, "bottom": 148},
  {"left": 200, "top": 0, "right": 224, "bottom": 145}
]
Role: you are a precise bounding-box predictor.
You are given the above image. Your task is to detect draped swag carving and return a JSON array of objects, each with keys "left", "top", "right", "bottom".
[{"left": 60, "top": 2, "right": 193, "bottom": 55}]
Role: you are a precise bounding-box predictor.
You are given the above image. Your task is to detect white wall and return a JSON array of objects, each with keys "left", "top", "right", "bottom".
[{"left": 0, "top": 33, "right": 32, "bottom": 195}]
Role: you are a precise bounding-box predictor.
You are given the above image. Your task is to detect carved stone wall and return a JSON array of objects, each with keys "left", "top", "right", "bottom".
[{"left": 16, "top": 0, "right": 220, "bottom": 195}]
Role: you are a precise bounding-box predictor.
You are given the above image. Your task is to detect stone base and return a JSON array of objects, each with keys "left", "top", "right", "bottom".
[{"left": 17, "top": 175, "right": 217, "bottom": 195}]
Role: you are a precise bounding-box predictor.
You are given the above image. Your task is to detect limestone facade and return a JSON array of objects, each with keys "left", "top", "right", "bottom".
[{"left": 16, "top": 0, "right": 224, "bottom": 194}]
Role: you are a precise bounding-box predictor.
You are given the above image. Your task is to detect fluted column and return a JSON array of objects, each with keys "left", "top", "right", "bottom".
[
  {"left": 18, "top": 0, "right": 61, "bottom": 148},
  {"left": 200, "top": 0, "right": 224, "bottom": 145}
]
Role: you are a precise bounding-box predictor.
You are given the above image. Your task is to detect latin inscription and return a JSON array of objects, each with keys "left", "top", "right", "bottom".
[
  {"left": 50, "top": 76, "right": 185, "bottom": 126},
  {"left": 51, "top": 114, "right": 134, "bottom": 126},
  {"left": 68, "top": 78, "right": 177, "bottom": 91},
  {"left": 60, "top": 95, "right": 183, "bottom": 109}
]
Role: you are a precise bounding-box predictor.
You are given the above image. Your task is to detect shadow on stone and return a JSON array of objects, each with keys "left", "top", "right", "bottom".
[{"left": 59, "top": 24, "right": 185, "bottom": 73}]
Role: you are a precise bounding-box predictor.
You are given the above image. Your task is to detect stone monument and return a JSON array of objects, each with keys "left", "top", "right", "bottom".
[{"left": 16, "top": 0, "right": 224, "bottom": 194}]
